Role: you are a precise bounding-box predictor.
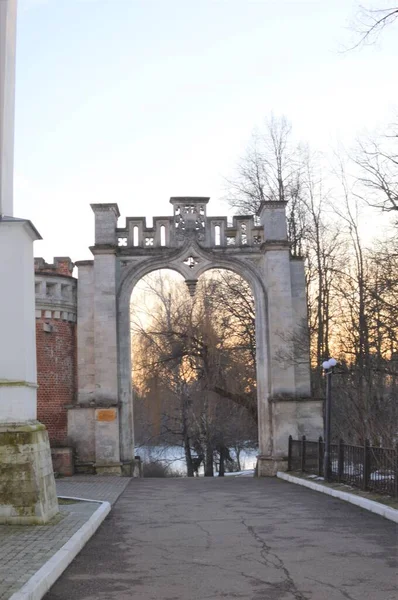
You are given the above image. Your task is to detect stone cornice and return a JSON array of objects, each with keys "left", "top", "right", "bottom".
[
  {"left": 35, "top": 271, "right": 77, "bottom": 282},
  {"left": 257, "top": 200, "right": 288, "bottom": 215},
  {"left": 90, "top": 244, "right": 118, "bottom": 256},
  {"left": 90, "top": 203, "right": 120, "bottom": 218},
  {"left": 118, "top": 242, "right": 264, "bottom": 259},
  {"left": 66, "top": 400, "right": 120, "bottom": 409},
  {"left": 0, "top": 379, "right": 38, "bottom": 388},
  {"left": 169, "top": 196, "right": 210, "bottom": 204},
  {"left": 269, "top": 395, "right": 322, "bottom": 403},
  {"left": 35, "top": 299, "right": 77, "bottom": 314},
  {"left": 74, "top": 260, "right": 94, "bottom": 267},
  {"left": 0, "top": 216, "right": 42, "bottom": 240},
  {"left": 260, "top": 240, "right": 290, "bottom": 252}
]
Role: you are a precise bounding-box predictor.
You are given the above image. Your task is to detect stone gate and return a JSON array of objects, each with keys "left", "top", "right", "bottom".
[{"left": 68, "top": 197, "right": 323, "bottom": 476}]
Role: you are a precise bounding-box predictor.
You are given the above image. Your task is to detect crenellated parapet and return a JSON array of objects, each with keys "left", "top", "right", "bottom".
[
  {"left": 90, "top": 197, "right": 285, "bottom": 251},
  {"left": 34, "top": 257, "right": 77, "bottom": 322}
]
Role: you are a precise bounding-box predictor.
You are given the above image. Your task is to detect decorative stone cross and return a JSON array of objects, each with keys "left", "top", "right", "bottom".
[{"left": 183, "top": 255, "right": 199, "bottom": 269}]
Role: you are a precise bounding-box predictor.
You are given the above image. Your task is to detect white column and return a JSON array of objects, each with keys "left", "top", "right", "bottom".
[
  {"left": 0, "top": 0, "right": 58, "bottom": 523},
  {"left": 0, "top": 0, "right": 41, "bottom": 420},
  {"left": 0, "top": 0, "right": 17, "bottom": 218},
  {"left": 0, "top": 219, "right": 41, "bottom": 420}
]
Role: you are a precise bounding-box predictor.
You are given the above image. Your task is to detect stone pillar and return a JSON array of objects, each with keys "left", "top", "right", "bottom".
[
  {"left": 90, "top": 204, "right": 122, "bottom": 474},
  {"left": 259, "top": 201, "right": 295, "bottom": 396},
  {"left": 253, "top": 282, "right": 272, "bottom": 460},
  {"left": 75, "top": 261, "right": 95, "bottom": 404},
  {"left": 0, "top": 0, "right": 58, "bottom": 523},
  {"left": 118, "top": 284, "right": 135, "bottom": 475},
  {"left": 290, "top": 258, "right": 311, "bottom": 396},
  {"left": 66, "top": 260, "right": 96, "bottom": 470},
  {"left": 256, "top": 201, "right": 323, "bottom": 476}
]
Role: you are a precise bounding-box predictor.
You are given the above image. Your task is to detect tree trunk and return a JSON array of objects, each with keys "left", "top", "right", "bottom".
[
  {"left": 219, "top": 446, "right": 226, "bottom": 477},
  {"left": 181, "top": 389, "right": 194, "bottom": 476},
  {"left": 184, "top": 435, "right": 194, "bottom": 477},
  {"left": 204, "top": 441, "right": 214, "bottom": 477},
  {"left": 235, "top": 446, "right": 242, "bottom": 471}
]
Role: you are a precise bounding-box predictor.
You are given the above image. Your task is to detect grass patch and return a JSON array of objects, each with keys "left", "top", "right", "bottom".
[{"left": 57, "top": 498, "right": 81, "bottom": 505}]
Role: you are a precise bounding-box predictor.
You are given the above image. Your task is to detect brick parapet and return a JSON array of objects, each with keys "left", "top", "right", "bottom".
[{"left": 35, "top": 256, "right": 74, "bottom": 277}]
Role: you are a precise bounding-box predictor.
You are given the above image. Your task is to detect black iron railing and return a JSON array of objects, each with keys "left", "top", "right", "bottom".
[{"left": 287, "top": 435, "right": 397, "bottom": 497}]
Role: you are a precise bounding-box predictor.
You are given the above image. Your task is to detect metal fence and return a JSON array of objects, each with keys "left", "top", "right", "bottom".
[{"left": 287, "top": 435, "right": 398, "bottom": 497}]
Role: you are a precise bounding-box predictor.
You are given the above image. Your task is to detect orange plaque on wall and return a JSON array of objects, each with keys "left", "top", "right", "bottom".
[{"left": 96, "top": 409, "right": 116, "bottom": 422}]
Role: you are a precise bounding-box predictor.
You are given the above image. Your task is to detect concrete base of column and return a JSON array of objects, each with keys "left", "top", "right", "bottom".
[
  {"left": 94, "top": 463, "right": 122, "bottom": 476},
  {"left": 120, "top": 460, "right": 135, "bottom": 477},
  {"left": 120, "top": 458, "right": 143, "bottom": 478},
  {"left": 256, "top": 455, "right": 288, "bottom": 477},
  {"left": 0, "top": 421, "right": 59, "bottom": 524}
]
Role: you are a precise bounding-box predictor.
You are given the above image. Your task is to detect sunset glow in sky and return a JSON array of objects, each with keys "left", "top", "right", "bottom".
[{"left": 14, "top": 0, "right": 397, "bottom": 261}]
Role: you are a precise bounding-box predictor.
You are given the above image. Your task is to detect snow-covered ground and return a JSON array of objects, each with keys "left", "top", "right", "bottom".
[
  {"left": 136, "top": 445, "right": 257, "bottom": 476},
  {"left": 224, "top": 470, "right": 255, "bottom": 477}
]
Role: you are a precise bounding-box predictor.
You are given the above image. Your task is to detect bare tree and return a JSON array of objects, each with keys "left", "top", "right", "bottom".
[
  {"left": 131, "top": 270, "right": 258, "bottom": 476},
  {"left": 349, "top": 5, "right": 398, "bottom": 49},
  {"left": 322, "top": 158, "right": 398, "bottom": 445},
  {"left": 354, "top": 124, "right": 398, "bottom": 215},
  {"left": 225, "top": 115, "right": 309, "bottom": 256}
]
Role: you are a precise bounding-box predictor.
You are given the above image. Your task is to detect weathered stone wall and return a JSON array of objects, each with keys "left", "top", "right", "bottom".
[
  {"left": 67, "top": 406, "right": 96, "bottom": 468},
  {"left": 0, "top": 422, "right": 58, "bottom": 524},
  {"left": 51, "top": 447, "right": 74, "bottom": 477}
]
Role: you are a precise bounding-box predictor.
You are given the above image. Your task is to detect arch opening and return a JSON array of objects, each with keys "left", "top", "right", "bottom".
[{"left": 129, "top": 267, "right": 258, "bottom": 477}]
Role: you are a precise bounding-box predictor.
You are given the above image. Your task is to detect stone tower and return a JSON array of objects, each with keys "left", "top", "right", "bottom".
[{"left": 34, "top": 258, "right": 77, "bottom": 446}]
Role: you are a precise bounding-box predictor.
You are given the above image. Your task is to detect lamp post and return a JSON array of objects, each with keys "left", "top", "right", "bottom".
[{"left": 322, "top": 358, "right": 337, "bottom": 481}]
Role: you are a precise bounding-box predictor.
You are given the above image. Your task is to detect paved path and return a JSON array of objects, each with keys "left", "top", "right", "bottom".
[
  {"left": 0, "top": 477, "right": 130, "bottom": 600},
  {"left": 45, "top": 477, "right": 397, "bottom": 600},
  {"left": 0, "top": 501, "right": 99, "bottom": 600},
  {"left": 56, "top": 475, "right": 131, "bottom": 505}
]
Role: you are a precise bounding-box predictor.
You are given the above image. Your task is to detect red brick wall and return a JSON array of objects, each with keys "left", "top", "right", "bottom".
[{"left": 36, "top": 317, "right": 76, "bottom": 445}]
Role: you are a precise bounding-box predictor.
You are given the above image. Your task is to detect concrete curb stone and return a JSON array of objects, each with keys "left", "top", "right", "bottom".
[
  {"left": 277, "top": 472, "right": 398, "bottom": 524},
  {"left": 8, "top": 498, "right": 111, "bottom": 600}
]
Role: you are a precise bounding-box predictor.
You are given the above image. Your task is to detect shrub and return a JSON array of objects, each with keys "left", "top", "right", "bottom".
[{"left": 143, "top": 461, "right": 182, "bottom": 478}]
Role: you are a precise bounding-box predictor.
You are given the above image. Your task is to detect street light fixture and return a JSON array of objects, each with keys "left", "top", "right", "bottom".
[{"left": 322, "top": 357, "right": 337, "bottom": 481}]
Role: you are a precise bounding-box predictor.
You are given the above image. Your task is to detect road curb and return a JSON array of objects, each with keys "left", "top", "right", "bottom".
[
  {"left": 8, "top": 498, "right": 111, "bottom": 600},
  {"left": 277, "top": 472, "right": 398, "bottom": 524}
]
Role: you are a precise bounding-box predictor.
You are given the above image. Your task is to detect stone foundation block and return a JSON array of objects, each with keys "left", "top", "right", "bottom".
[
  {"left": 94, "top": 463, "right": 122, "bottom": 475},
  {"left": 257, "top": 456, "right": 288, "bottom": 477},
  {"left": 51, "top": 447, "right": 74, "bottom": 477},
  {"left": 0, "top": 421, "right": 59, "bottom": 524}
]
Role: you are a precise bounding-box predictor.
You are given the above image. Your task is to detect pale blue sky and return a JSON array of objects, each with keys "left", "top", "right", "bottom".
[{"left": 14, "top": 0, "right": 397, "bottom": 261}]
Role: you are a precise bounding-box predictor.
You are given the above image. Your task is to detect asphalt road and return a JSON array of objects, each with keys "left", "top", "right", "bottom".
[{"left": 45, "top": 477, "right": 397, "bottom": 600}]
